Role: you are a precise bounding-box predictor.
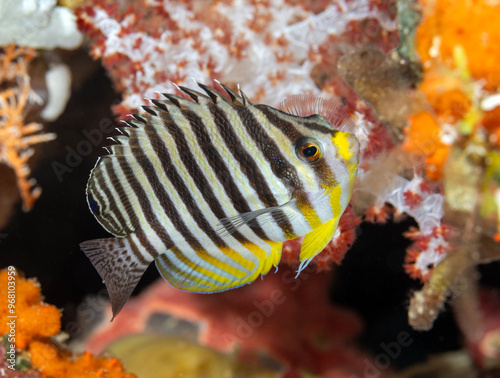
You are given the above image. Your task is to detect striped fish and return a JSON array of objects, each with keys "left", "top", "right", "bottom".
[{"left": 80, "top": 83, "right": 359, "bottom": 318}]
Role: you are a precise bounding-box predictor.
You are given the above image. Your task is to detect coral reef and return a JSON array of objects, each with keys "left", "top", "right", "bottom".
[
  {"left": 73, "top": 0, "right": 500, "bottom": 348},
  {"left": 0, "top": 1, "right": 82, "bottom": 219},
  {"left": 401, "top": 0, "right": 500, "bottom": 334},
  {"left": 0, "top": 268, "right": 135, "bottom": 378},
  {"left": 1, "top": 0, "right": 499, "bottom": 376}
]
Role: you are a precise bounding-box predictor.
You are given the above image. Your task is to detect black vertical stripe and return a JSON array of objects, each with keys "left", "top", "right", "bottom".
[
  {"left": 113, "top": 156, "right": 174, "bottom": 252},
  {"left": 104, "top": 159, "right": 141, "bottom": 228},
  {"left": 210, "top": 105, "right": 288, "bottom": 204},
  {"left": 142, "top": 125, "right": 231, "bottom": 249},
  {"left": 169, "top": 124, "right": 254, "bottom": 244},
  {"left": 255, "top": 105, "right": 304, "bottom": 141},
  {"left": 119, "top": 234, "right": 150, "bottom": 265},
  {"left": 106, "top": 160, "right": 161, "bottom": 258},
  {"left": 125, "top": 132, "right": 215, "bottom": 260},
  {"left": 95, "top": 161, "right": 133, "bottom": 235},
  {"left": 223, "top": 104, "right": 298, "bottom": 237},
  {"left": 173, "top": 107, "right": 272, "bottom": 241},
  {"left": 233, "top": 104, "right": 304, "bottom": 191},
  {"left": 133, "top": 227, "right": 160, "bottom": 260}
]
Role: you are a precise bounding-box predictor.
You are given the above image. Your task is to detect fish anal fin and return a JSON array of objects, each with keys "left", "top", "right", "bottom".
[
  {"left": 156, "top": 242, "right": 282, "bottom": 294},
  {"left": 80, "top": 235, "right": 154, "bottom": 319}
]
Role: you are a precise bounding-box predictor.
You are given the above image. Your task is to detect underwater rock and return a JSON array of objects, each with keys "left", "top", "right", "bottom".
[
  {"left": 338, "top": 46, "right": 423, "bottom": 142},
  {"left": 106, "top": 334, "right": 278, "bottom": 378}
]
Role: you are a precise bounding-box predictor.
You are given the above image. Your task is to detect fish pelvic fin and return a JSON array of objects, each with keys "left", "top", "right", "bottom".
[
  {"left": 297, "top": 218, "right": 339, "bottom": 277},
  {"left": 80, "top": 235, "right": 155, "bottom": 319}
]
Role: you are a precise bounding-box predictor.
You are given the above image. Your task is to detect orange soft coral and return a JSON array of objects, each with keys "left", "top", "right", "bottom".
[
  {"left": 417, "top": 0, "right": 500, "bottom": 90},
  {"left": 29, "top": 342, "right": 133, "bottom": 378},
  {"left": 0, "top": 268, "right": 60, "bottom": 350},
  {"left": 0, "top": 268, "right": 135, "bottom": 378},
  {"left": 403, "top": 0, "right": 500, "bottom": 181},
  {"left": 0, "top": 45, "right": 56, "bottom": 211},
  {"left": 403, "top": 111, "right": 450, "bottom": 180}
]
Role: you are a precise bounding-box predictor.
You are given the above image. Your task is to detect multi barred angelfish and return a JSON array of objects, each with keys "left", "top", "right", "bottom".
[{"left": 80, "top": 83, "right": 359, "bottom": 318}]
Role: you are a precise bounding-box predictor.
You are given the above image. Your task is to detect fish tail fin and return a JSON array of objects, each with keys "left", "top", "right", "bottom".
[{"left": 80, "top": 236, "right": 154, "bottom": 319}]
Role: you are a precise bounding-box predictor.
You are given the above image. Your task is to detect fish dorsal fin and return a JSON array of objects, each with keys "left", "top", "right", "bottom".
[
  {"left": 219, "top": 83, "right": 241, "bottom": 102},
  {"left": 197, "top": 82, "right": 231, "bottom": 104},
  {"left": 217, "top": 83, "right": 247, "bottom": 106},
  {"left": 176, "top": 86, "right": 211, "bottom": 103},
  {"left": 216, "top": 199, "right": 298, "bottom": 237},
  {"left": 278, "top": 95, "right": 354, "bottom": 133},
  {"left": 296, "top": 218, "right": 338, "bottom": 276}
]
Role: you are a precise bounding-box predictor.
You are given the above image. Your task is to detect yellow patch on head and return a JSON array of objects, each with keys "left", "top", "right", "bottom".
[{"left": 332, "top": 132, "right": 355, "bottom": 161}]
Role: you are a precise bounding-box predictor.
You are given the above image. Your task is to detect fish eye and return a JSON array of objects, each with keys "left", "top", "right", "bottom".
[{"left": 295, "top": 137, "right": 323, "bottom": 163}]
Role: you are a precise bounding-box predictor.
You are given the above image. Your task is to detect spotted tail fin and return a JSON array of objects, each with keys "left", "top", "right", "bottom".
[{"left": 80, "top": 235, "right": 154, "bottom": 319}]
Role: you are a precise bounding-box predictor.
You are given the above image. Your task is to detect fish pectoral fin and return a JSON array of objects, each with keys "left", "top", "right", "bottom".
[
  {"left": 80, "top": 235, "right": 154, "bottom": 319},
  {"left": 216, "top": 199, "right": 298, "bottom": 237},
  {"left": 297, "top": 218, "right": 338, "bottom": 276}
]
